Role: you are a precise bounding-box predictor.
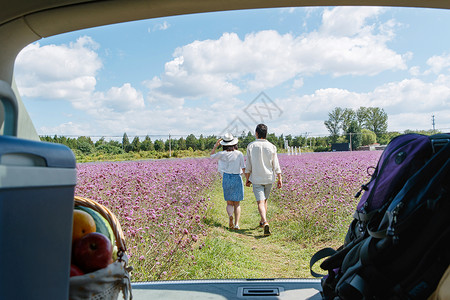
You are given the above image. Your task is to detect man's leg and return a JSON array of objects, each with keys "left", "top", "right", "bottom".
[
  {"left": 264, "top": 199, "right": 268, "bottom": 217},
  {"left": 257, "top": 199, "right": 267, "bottom": 224},
  {"left": 253, "top": 184, "right": 267, "bottom": 224},
  {"left": 263, "top": 185, "right": 272, "bottom": 235}
]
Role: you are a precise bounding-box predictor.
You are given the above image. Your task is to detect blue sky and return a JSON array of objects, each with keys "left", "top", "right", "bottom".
[{"left": 13, "top": 6, "right": 450, "bottom": 140}]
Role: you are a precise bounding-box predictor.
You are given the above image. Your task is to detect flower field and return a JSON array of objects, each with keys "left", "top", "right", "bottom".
[
  {"left": 272, "top": 151, "right": 382, "bottom": 242},
  {"left": 75, "top": 158, "right": 220, "bottom": 280},
  {"left": 75, "top": 151, "right": 381, "bottom": 281}
]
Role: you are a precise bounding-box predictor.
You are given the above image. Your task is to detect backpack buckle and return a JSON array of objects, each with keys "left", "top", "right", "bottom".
[{"left": 431, "top": 137, "right": 449, "bottom": 153}]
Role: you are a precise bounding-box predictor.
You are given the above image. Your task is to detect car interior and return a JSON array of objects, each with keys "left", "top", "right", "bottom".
[{"left": 1, "top": 0, "right": 449, "bottom": 299}]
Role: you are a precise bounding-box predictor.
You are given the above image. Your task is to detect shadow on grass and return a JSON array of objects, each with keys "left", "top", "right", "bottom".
[
  {"left": 203, "top": 217, "right": 223, "bottom": 228},
  {"left": 232, "top": 227, "right": 271, "bottom": 239}
]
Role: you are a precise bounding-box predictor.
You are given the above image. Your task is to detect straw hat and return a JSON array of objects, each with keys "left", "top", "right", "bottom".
[{"left": 220, "top": 133, "right": 238, "bottom": 146}]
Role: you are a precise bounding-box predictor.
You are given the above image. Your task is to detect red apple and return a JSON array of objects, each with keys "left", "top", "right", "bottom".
[
  {"left": 72, "top": 232, "right": 113, "bottom": 273},
  {"left": 70, "top": 264, "right": 84, "bottom": 277}
]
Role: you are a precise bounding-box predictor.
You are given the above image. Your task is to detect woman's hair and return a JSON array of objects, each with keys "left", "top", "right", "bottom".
[
  {"left": 223, "top": 144, "right": 238, "bottom": 151},
  {"left": 256, "top": 123, "right": 267, "bottom": 139}
]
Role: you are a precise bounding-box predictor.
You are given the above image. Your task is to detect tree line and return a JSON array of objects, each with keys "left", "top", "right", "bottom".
[
  {"left": 41, "top": 132, "right": 333, "bottom": 156},
  {"left": 41, "top": 107, "right": 437, "bottom": 157}
]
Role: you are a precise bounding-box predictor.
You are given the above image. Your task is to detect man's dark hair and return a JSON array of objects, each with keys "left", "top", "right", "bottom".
[{"left": 256, "top": 124, "right": 267, "bottom": 139}]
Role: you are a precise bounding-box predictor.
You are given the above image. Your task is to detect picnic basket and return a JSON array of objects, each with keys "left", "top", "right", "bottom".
[{"left": 70, "top": 196, "right": 132, "bottom": 300}]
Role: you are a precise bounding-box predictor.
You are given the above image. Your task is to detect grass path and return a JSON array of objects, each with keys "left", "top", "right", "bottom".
[{"left": 172, "top": 178, "right": 337, "bottom": 280}]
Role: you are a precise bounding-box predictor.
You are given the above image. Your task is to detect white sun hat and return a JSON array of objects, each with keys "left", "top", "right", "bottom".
[{"left": 220, "top": 133, "right": 238, "bottom": 146}]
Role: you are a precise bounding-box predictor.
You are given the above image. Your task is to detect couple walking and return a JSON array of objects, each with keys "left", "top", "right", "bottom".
[{"left": 210, "top": 124, "right": 282, "bottom": 236}]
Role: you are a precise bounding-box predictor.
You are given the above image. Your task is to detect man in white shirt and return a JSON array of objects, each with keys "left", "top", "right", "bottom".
[{"left": 245, "top": 124, "right": 282, "bottom": 236}]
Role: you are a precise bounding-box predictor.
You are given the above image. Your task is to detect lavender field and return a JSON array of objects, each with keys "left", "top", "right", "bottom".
[
  {"left": 76, "top": 158, "right": 220, "bottom": 280},
  {"left": 272, "top": 151, "right": 381, "bottom": 242},
  {"left": 75, "top": 151, "right": 381, "bottom": 281}
]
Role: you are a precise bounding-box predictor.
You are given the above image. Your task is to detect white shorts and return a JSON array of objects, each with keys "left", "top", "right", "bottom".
[{"left": 252, "top": 183, "right": 273, "bottom": 201}]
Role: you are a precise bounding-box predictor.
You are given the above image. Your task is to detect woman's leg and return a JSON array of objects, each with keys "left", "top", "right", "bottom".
[
  {"left": 233, "top": 201, "right": 241, "bottom": 228},
  {"left": 226, "top": 200, "right": 234, "bottom": 228}
]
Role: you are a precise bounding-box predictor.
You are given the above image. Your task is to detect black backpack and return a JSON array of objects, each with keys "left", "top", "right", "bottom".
[{"left": 310, "top": 133, "right": 450, "bottom": 299}]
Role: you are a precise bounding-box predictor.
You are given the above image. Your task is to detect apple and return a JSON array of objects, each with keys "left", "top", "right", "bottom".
[
  {"left": 70, "top": 264, "right": 84, "bottom": 277},
  {"left": 72, "top": 232, "right": 113, "bottom": 273}
]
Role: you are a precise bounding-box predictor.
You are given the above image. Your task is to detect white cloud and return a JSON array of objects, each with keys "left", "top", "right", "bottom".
[
  {"left": 272, "top": 75, "right": 450, "bottom": 135},
  {"left": 146, "top": 7, "right": 407, "bottom": 102},
  {"left": 320, "top": 7, "right": 384, "bottom": 37},
  {"left": 15, "top": 37, "right": 145, "bottom": 117},
  {"left": 15, "top": 36, "right": 101, "bottom": 99},
  {"left": 39, "top": 121, "right": 91, "bottom": 136},
  {"left": 149, "top": 21, "right": 170, "bottom": 32},
  {"left": 425, "top": 53, "right": 450, "bottom": 74}
]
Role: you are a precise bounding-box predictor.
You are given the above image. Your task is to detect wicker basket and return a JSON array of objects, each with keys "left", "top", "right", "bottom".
[{"left": 70, "top": 196, "right": 132, "bottom": 300}]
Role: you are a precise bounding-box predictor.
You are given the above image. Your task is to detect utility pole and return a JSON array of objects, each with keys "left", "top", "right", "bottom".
[
  {"left": 169, "top": 134, "right": 171, "bottom": 157},
  {"left": 349, "top": 133, "right": 352, "bottom": 152},
  {"left": 304, "top": 132, "right": 311, "bottom": 148},
  {"left": 432, "top": 115, "right": 436, "bottom": 133}
]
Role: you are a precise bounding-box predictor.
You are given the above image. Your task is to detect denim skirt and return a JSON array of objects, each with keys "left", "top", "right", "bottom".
[{"left": 222, "top": 173, "right": 244, "bottom": 201}]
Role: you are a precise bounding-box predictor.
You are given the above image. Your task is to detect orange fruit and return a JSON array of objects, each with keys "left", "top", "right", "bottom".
[{"left": 72, "top": 210, "right": 96, "bottom": 242}]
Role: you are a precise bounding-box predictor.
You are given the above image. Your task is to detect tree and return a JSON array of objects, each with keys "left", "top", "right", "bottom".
[
  {"left": 140, "top": 135, "right": 154, "bottom": 151},
  {"left": 365, "top": 107, "right": 388, "bottom": 138},
  {"left": 94, "top": 137, "right": 106, "bottom": 148},
  {"left": 130, "top": 136, "right": 141, "bottom": 152},
  {"left": 178, "top": 137, "right": 187, "bottom": 150},
  {"left": 324, "top": 107, "right": 344, "bottom": 143},
  {"left": 96, "top": 144, "right": 124, "bottom": 155},
  {"left": 291, "top": 136, "right": 304, "bottom": 147},
  {"left": 205, "top": 135, "right": 218, "bottom": 149},
  {"left": 345, "top": 120, "right": 362, "bottom": 150},
  {"left": 361, "top": 129, "right": 377, "bottom": 146},
  {"left": 154, "top": 139, "right": 165, "bottom": 152},
  {"left": 186, "top": 134, "right": 197, "bottom": 150},
  {"left": 341, "top": 108, "right": 356, "bottom": 134},
  {"left": 267, "top": 133, "right": 279, "bottom": 148},
  {"left": 122, "top": 133, "right": 131, "bottom": 152},
  {"left": 379, "top": 131, "right": 402, "bottom": 145},
  {"left": 356, "top": 107, "right": 369, "bottom": 128},
  {"left": 198, "top": 134, "right": 206, "bottom": 151},
  {"left": 76, "top": 136, "right": 94, "bottom": 154},
  {"left": 241, "top": 131, "right": 255, "bottom": 149}
]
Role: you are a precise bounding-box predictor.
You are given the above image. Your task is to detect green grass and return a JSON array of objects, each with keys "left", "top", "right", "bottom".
[{"left": 169, "top": 178, "right": 344, "bottom": 280}]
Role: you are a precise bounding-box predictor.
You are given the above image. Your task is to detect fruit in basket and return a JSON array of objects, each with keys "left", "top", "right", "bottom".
[
  {"left": 75, "top": 206, "right": 115, "bottom": 244},
  {"left": 72, "top": 210, "right": 96, "bottom": 242},
  {"left": 70, "top": 264, "right": 84, "bottom": 277},
  {"left": 72, "top": 232, "right": 113, "bottom": 273}
]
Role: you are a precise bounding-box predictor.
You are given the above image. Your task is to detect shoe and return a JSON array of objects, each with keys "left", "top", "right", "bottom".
[
  {"left": 229, "top": 216, "right": 234, "bottom": 229},
  {"left": 263, "top": 223, "right": 271, "bottom": 236},
  {"left": 234, "top": 225, "right": 240, "bottom": 230},
  {"left": 259, "top": 221, "right": 265, "bottom": 228}
]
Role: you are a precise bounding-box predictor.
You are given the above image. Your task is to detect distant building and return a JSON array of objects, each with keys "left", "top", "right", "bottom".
[
  {"left": 331, "top": 143, "right": 350, "bottom": 151},
  {"left": 358, "top": 143, "right": 387, "bottom": 151}
]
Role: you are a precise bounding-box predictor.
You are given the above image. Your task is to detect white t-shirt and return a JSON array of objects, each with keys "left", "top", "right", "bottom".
[
  {"left": 210, "top": 150, "right": 245, "bottom": 175},
  {"left": 246, "top": 139, "right": 281, "bottom": 184}
]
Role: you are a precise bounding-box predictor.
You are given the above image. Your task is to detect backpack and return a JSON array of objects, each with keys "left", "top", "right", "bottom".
[{"left": 310, "top": 133, "right": 450, "bottom": 300}]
